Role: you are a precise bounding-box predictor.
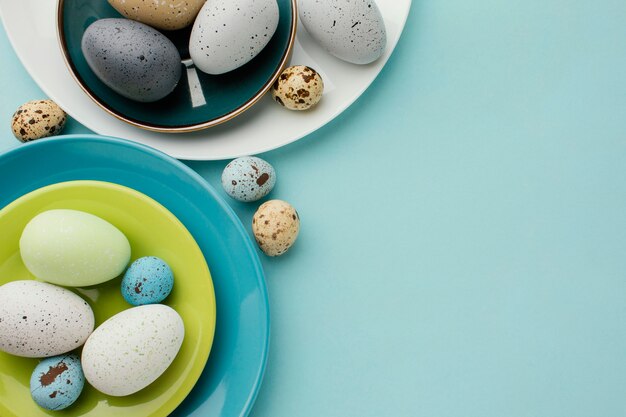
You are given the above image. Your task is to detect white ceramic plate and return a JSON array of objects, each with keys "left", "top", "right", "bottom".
[{"left": 0, "top": 0, "right": 411, "bottom": 160}]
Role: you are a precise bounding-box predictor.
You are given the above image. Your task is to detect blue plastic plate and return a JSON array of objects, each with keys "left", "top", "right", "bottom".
[{"left": 0, "top": 135, "right": 269, "bottom": 417}]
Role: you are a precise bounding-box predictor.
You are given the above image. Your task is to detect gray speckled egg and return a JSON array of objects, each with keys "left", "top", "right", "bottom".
[
  {"left": 272, "top": 65, "right": 324, "bottom": 110},
  {"left": 81, "top": 304, "right": 184, "bottom": 396},
  {"left": 189, "top": 0, "right": 279, "bottom": 75},
  {"left": 252, "top": 200, "right": 299, "bottom": 256},
  {"left": 81, "top": 18, "right": 182, "bottom": 102},
  {"left": 222, "top": 156, "right": 276, "bottom": 202},
  {"left": 0, "top": 281, "right": 95, "bottom": 358},
  {"left": 30, "top": 354, "right": 85, "bottom": 411},
  {"left": 300, "top": 0, "right": 387, "bottom": 64},
  {"left": 11, "top": 100, "right": 67, "bottom": 142}
]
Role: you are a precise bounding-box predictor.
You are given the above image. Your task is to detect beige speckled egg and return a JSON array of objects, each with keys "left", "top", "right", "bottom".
[
  {"left": 252, "top": 200, "right": 300, "bottom": 256},
  {"left": 108, "top": 0, "right": 206, "bottom": 31},
  {"left": 271, "top": 65, "right": 324, "bottom": 111},
  {"left": 11, "top": 100, "right": 67, "bottom": 142}
]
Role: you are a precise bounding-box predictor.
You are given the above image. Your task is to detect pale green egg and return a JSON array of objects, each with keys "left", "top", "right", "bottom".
[{"left": 19, "top": 209, "right": 131, "bottom": 287}]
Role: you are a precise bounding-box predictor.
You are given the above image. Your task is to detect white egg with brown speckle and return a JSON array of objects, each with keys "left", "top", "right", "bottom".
[
  {"left": 108, "top": 0, "right": 206, "bottom": 31},
  {"left": 300, "top": 0, "right": 387, "bottom": 64},
  {"left": 0, "top": 281, "right": 95, "bottom": 358},
  {"left": 222, "top": 156, "right": 276, "bottom": 202},
  {"left": 11, "top": 100, "right": 67, "bottom": 142},
  {"left": 81, "top": 304, "right": 184, "bottom": 396},
  {"left": 189, "top": 0, "right": 279, "bottom": 75},
  {"left": 271, "top": 65, "right": 324, "bottom": 110},
  {"left": 252, "top": 200, "right": 299, "bottom": 256}
]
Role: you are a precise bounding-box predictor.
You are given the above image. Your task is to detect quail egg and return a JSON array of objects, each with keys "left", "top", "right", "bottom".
[
  {"left": 252, "top": 200, "right": 300, "bottom": 256},
  {"left": 222, "top": 156, "right": 276, "bottom": 202},
  {"left": 272, "top": 65, "right": 324, "bottom": 110},
  {"left": 11, "top": 100, "right": 67, "bottom": 142}
]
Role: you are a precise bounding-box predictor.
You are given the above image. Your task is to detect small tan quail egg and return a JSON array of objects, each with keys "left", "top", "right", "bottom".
[
  {"left": 252, "top": 200, "right": 300, "bottom": 256},
  {"left": 271, "top": 65, "right": 324, "bottom": 110},
  {"left": 11, "top": 100, "right": 67, "bottom": 142}
]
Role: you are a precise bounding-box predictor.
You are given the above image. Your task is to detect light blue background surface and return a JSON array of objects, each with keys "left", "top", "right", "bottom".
[{"left": 2, "top": 1, "right": 626, "bottom": 415}]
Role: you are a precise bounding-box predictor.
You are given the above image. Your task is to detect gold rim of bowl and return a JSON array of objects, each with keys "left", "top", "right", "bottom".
[{"left": 56, "top": 0, "right": 298, "bottom": 133}]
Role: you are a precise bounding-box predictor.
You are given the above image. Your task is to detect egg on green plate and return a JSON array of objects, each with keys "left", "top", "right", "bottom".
[{"left": 0, "top": 180, "right": 216, "bottom": 417}]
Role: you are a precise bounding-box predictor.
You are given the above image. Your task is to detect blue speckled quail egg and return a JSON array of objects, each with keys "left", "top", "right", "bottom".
[
  {"left": 81, "top": 304, "right": 184, "bottom": 396},
  {"left": 11, "top": 100, "right": 67, "bottom": 142},
  {"left": 0, "top": 280, "right": 95, "bottom": 358},
  {"left": 30, "top": 354, "right": 85, "bottom": 411},
  {"left": 189, "top": 0, "right": 279, "bottom": 74},
  {"left": 222, "top": 156, "right": 276, "bottom": 202},
  {"left": 81, "top": 18, "right": 182, "bottom": 102},
  {"left": 300, "top": 0, "right": 387, "bottom": 64},
  {"left": 272, "top": 65, "right": 324, "bottom": 110},
  {"left": 121, "top": 256, "right": 174, "bottom": 306}
]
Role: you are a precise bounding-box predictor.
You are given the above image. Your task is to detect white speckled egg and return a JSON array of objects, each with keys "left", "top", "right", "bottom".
[
  {"left": 300, "top": 0, "right": 387, "bottom": 64},
  {"left": 221, "top": 156, "right": 276, "bottom": 202},
  {"left": 252, "top": 200, "right": 300, "bottom": 256},
  {"left": 20, "top": 209, "right": 131, "bottom": 287},
  {"left": 189, "top": 0, "right": 279, "bottom": 75},
  {"left": 82, "top": 19, "right": 182, "bottom": 102},
  {"left": 81, "top": 304, "right": 184, "bottom": 396},
  {"left": 271, "top": 65, "right": 324, "bottom": 110},
  {"left": 11, "top": 100, "right": 67, "bottom": 142},
  {"left": 108, "top": 0, "right": 206, "bottom": 31},
  {"left": 0, "top": 281, "right": 95, "bottom": 358}
]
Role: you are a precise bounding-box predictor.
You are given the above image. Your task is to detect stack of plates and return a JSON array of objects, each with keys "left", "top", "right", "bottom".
[
  {"left": 0, "top": 136, "right": 269, "bottom": 417},
  {"left": 0, "top": 0, "right": 412, "bottom": 160}
]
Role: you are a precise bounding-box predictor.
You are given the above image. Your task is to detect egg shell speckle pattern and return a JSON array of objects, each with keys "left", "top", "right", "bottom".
[
  {"left": 11, "top": 100, "right": 66, "bottom": 142},
  {"left": 189, "top": 0, "right": 280, "bottom": 75},
  {"left": 30, "top": 354, "right": 85, "bottom": 411},
  {"left": 121, "top": 256, "right": 174, "bottom": 306},
  {"left": 81, "top": 304, "right": 184, "bottom": 396},
  {"left": 81, "top": 18, "right": 182, "bottom": 102},
  {"left": 0, "top": 281, "right": 95, "bottom": 358},
  {"left": 300, "top": 0, "right": 387, "bottom": 64},
  {"left": 252, "top": 200, "right": 300, "bottom": 256},
  {"left": 108, "top": 0, "right": 206, "bottom": 31},
  {"left": 272, "top": 65, "right": 324, "bottom": 110},
  {"left": 221, "top": 156, "right": 276, "bottom": 202}
]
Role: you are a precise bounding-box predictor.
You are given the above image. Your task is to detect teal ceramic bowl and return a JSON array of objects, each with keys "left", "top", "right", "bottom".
[{"left": 57, "top": 0, "right": 296, "bottom": 132}]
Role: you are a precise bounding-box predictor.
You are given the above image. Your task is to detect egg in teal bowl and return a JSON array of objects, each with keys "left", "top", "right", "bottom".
[{"left": 57, "top": 0, "right": 297, "bottom": 132}]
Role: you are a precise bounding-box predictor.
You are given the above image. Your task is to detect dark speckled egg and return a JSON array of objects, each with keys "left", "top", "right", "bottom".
[
  {"left": 221, "top": 156, "right": 276, "bottom": 202},
  {"left": 300, "top": 0, "right": 387, "bottom": 65},
  {"left": 81, "top": 18, "right": 182, "bottom": 102}
]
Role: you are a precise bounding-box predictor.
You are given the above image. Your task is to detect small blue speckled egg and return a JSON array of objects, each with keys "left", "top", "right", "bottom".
[
  {"left": 221, "top": 156, "right": 276, "bottom": 202},
  {"left": 121, "top": 256, "right": 174, "bottom": 306},
  {"left": 30, "top": 354, "right": 85, "bottom": 411}
]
